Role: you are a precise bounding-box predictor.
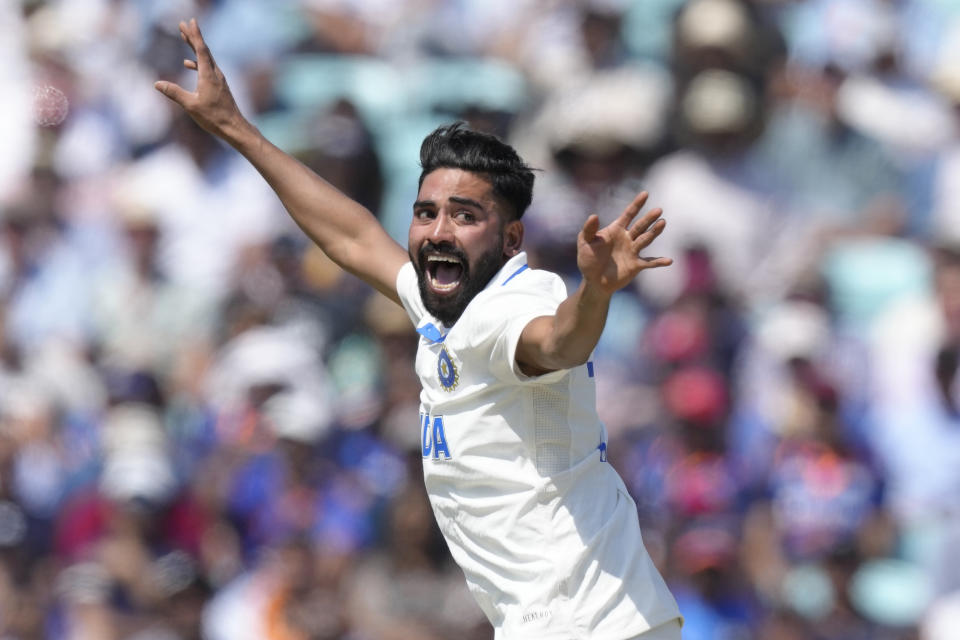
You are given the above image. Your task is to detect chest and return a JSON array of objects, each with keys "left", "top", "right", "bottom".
[
  {"left": 412, "top": 331, "right": 530, "bottom": 464},
  {"left": 414, "top": 335, "right": 489, "bottom": 402}
]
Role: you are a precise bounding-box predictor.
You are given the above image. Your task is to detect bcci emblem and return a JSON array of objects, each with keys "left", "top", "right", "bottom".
[{"left": 437, "top": 345, "right": 459, "bottom": 391}]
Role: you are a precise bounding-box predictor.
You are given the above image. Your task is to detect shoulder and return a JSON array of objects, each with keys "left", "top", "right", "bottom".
[
  {"left": 455, "top": 263, "right": 566, "bottom": 350},
  {"left": 396, "top": 261, "right": 425, "bottom": 325},
  {"left": 462, "top": 266, "right": 562, "bottom": 325},
  {"left": 485, "top": 260, "right": 567, "bottom": 304}
]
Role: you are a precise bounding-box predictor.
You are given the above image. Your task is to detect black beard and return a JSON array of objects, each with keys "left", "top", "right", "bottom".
[{"left": 411, "top": 238, "right": 505, "bottom": 326}]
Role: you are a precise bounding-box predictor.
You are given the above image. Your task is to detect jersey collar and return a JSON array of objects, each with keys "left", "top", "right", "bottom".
[{"left": 490, "top": 251, "right": 529, "bottom": 288}]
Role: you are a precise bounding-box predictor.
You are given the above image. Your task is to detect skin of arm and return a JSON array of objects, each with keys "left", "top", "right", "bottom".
[
  {"left": 515, "top": 192, "right": 672, "bottom": 377},
  {"left": 154, "top": 19, "right": 408, "bottom": 303}
]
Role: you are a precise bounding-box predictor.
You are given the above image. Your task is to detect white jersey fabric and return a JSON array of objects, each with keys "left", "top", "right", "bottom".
[{"left": 396, "top": 251, "right": 681, "bottom": 639}]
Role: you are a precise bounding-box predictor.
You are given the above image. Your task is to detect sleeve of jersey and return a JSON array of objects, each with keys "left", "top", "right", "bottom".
[
  {"left": 481, "top": 269, "right": 570, "bottom": 385},
  {"left": 395, "top": 261, "right": 425, "bottom": 327}
]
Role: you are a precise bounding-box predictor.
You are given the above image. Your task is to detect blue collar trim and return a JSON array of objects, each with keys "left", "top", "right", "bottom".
[
  {"left": 417, "top": 322, "right": 446, "bottom": 344},
  {"left": 501, "top": 263, "right": 528, "bottom": 286}
]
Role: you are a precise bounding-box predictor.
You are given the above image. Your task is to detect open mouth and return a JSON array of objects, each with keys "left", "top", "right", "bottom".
[{"left": 425, "top": 254, "right": 464, "bottom": 294}]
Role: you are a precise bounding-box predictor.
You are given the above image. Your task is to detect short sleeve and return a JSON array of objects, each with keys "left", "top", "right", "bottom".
[
  {"left": 479, "top": 269, "right": 570, "bottom": 384},
  {"left": 395, "top": 261, "right": 424, "bottom": 327}
]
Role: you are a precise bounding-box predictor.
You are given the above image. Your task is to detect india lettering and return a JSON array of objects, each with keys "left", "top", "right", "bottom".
[{"left": 420, "top": 412, "right": 452, "bottom": 460}]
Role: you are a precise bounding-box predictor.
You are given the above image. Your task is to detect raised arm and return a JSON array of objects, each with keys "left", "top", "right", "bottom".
[
  {"left": 154, "top": 19, "right": 408, "bottom": 303},
  {"left": 515, "top": 192, "right": 672, "bottom": 376}
]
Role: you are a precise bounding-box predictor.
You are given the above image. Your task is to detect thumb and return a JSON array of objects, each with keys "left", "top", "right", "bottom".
[
  {"left": 581, "top": 214, "right": 600, "bottom": 243},
  {"left": 154, "top": 80, "right": 191, "bottom": 107}
]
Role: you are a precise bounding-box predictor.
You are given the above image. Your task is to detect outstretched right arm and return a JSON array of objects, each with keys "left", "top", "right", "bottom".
[{"left": 154, "top": 18, "right": 408, "bottom": 304}]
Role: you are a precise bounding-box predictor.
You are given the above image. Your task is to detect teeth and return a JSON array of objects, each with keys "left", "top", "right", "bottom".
[
  {"left": 429, "top": 278, "right": 459, "bottom": 292},
  {"left": 427, "top": 255, "right": 461, "bottom": 264}
]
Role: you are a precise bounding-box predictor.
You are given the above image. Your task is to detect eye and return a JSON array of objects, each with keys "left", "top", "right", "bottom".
[
  {"left": 414, "top": 208, "right": 435, "bottom": 220},
  {"left": 454, "top": 210, "right": 475, "bottom": 223}
]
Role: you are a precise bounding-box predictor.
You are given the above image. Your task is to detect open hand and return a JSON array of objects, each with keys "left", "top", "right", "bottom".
[
  {"left": 153, "top": 18, "right": 247, "bottom": 141},
  {"left": 576, "top": 192, "right": 672, "bottom": 296}
]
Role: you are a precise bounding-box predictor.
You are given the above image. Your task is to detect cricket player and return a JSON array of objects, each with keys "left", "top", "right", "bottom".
[{"left": 156, "top": 19, "right": 683, "bottom": 639}]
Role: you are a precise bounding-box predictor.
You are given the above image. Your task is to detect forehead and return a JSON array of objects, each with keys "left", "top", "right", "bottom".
[{"left": 417, "top": 168, "right": 496, "bottom": 204}]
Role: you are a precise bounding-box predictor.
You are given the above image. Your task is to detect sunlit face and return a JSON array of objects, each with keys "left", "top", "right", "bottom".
[{"left": 408, "top": 168, "right": 518, "bottom": 326}]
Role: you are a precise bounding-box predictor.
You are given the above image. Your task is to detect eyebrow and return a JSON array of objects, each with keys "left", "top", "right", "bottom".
[
  {"left": 413, "top": 196, "right": 486, "bottom": 211},
  {"left": 448, "top": 196, "right": 485, "bottom": 210}
]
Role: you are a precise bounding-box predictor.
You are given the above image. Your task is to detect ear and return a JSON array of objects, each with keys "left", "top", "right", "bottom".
[{"left": 503, "top": 220, "right": 524, "bottom": 257}]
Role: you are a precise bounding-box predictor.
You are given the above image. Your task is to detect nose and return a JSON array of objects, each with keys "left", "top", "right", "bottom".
[{"left": 429, "top": 211, "right": 455, "bottom": 242}]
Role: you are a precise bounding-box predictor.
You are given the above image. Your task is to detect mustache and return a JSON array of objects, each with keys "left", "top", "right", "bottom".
[{"left": 417, "top": 241, "right": 468, "bottom": 269}]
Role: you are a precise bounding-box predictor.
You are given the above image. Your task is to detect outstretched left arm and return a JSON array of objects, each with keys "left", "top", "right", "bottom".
[{"left": 516, "top": 192, "right": 672, "bottom": 376}]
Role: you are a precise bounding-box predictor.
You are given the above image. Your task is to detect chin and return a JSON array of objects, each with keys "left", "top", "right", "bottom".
[{"left": 419, "top": 283, "right": 471, "bottom": 325}]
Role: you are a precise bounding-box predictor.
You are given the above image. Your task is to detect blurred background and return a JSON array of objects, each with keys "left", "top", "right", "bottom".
[{"left": 1, "top": 0, "right": 960, "bottom": 638}]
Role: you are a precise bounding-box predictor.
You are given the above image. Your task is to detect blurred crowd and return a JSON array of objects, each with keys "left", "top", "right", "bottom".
[{"left": 2, "top": 0, "right": 960, "bottom": 638}]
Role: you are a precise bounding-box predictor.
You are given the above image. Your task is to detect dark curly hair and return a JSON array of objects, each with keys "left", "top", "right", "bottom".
[{"left": 418, "top": 122, "right": 535, "bottom": 221}]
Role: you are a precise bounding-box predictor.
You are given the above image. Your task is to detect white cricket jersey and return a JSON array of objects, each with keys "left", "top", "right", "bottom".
[{"left": 396, "top": 252, "right": 681, "bottom": 639}]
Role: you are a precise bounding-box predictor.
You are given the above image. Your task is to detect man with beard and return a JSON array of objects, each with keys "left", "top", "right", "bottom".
[{"left": 156, "top": 19, "right": 683, "bottom": 640}]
